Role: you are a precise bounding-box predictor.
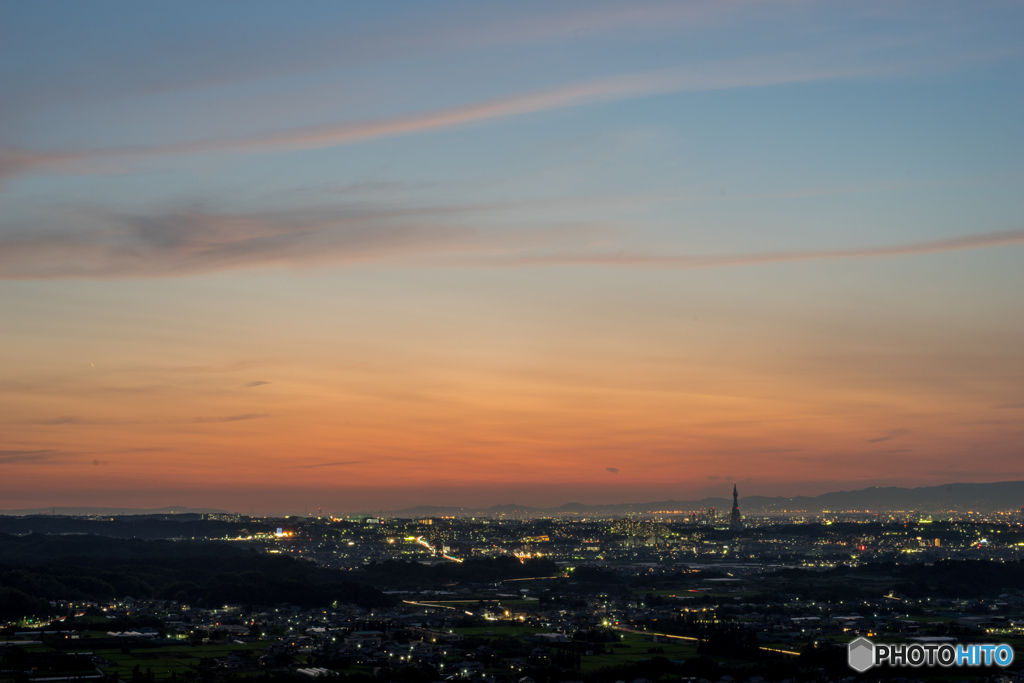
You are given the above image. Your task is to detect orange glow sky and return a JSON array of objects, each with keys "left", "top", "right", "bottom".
[{"left": 1, "top": 2, "right": 1023, "bottom": 513}]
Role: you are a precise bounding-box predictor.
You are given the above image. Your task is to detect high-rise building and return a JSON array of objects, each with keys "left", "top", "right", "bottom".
[{"left": 729, "top": 484, "right": 743, "bottom": 530}]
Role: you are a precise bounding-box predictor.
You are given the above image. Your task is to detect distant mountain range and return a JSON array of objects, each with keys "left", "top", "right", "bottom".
[
  {"left": 3, "top": 481, "right": 1023, "bottom": 519},
  {"left": 376, "top": 481, "right": 1024, "bottom": 517},
  {"left": 0, "top": 506, "right": 228, "bottom": 517}
]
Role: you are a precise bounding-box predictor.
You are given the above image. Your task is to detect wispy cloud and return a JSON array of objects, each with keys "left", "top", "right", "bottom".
[
  {"left": 0, "top": 206, "right": 474, "bottom": 278},
  {"left": 31, "top": 416, "right": 83, "bottom": 425},
  {"left": 172, "top": 360, "right": 274, "bottom": 374},
  {"left": 0, "top": 448, "right": 153, "bottom": 466},
  {"left": 0, "top": 449, "right": 60, "bottom": 464},
  {"left": 484, "top": 228, "right": 1024, "bottom": 270},
  {"left": 291, "top": 460, "right": 365, "bottom": 469},
  {"left": 606, "top": 467, "right": 620, "bottom": 474},
  {"left": 243, "top": 381, "right": 271, "bottom": 388},
  {"left": 0, "top": 149, "right": 87, "bottom": 184},
  {"left": 0, "top": 50, "right": 923, "bottom": 184},
  {"left": 424, "top": 2, "right": 769, "bottom": 54},
  {"left": 866, "top": 428, "right": 911, "bottom": 444},
  {"left": 2, "top": 196, "right": 1022, "bottom": 280},
  {"left": 190, "top": 414, "right": 267, "bottom": 424},
  {"left": 0, "top": 194, "right": 608, "bottom": 278},
  {"left": 3, "top": 2, "right": 756, "bottom": 120}
]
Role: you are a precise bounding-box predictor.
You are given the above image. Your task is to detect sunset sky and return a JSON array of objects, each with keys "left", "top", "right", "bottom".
[{"left": 1, "top": 1, "right": 1023, "bottom": 514}]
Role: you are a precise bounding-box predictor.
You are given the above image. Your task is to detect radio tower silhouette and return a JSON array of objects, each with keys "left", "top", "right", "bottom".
[{"left": 729, "top": 484, "right": 743, "bottom": 530}]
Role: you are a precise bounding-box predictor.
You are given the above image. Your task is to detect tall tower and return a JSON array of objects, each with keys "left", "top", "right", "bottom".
[{"left": 730, "top": 484, "right": 743, "bottom": 530}]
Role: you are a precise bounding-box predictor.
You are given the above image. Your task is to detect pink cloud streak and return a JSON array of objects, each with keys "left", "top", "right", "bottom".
[
  {"left": 0, "top": 53, "right": 891, "bottom": 182},
  {"left": 487, "top": 228, "right": 1024, "bottom": 269}
]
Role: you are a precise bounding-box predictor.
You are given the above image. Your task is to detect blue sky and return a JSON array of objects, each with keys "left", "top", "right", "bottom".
[{"left": 0, "top": 1, "right": 1022, "bottom": 512}]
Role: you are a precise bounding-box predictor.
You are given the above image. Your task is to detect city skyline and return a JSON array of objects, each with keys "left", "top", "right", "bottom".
[{"left": 1, "top": 2, "right": 1023, "bottom": 513}]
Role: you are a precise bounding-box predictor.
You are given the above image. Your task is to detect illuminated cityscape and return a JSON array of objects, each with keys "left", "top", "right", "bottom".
[{"left": 3, "top": 484, "right": 1024, "bottom": 681}]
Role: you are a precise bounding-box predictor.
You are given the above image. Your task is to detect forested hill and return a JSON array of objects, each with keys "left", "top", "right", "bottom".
[
  {"left": 0, "top": 515, "right": 268, "bottom": 539},
  {"left": 0, "top": 533, "right": 394, "bottom": 620},
  {"left": 0, "top": 534, "right": 558, "bottom": 623},
  {"left": 0, "top": 533, "right": 253, "bottom": 562}
]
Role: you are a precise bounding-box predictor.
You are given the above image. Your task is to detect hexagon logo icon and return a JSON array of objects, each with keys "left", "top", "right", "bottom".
[{"left": 848, "top": 637, "right": 875, "bottom": 672}]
